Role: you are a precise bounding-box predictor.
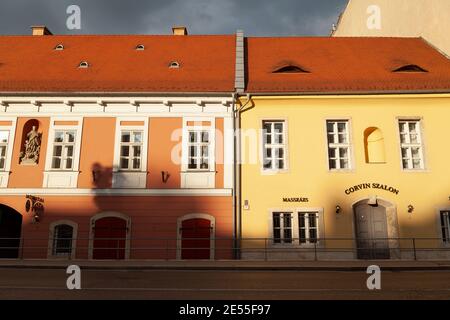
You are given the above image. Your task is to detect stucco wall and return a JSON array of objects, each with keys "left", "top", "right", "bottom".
[
  {"left": 333, "top": 0, "right": 450, "bottom": 57},
  {"left": 239, "top": 94, "right": 450, "bottom": 257}
]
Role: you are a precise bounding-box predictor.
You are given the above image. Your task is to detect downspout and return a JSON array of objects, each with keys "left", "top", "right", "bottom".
[
  {"left": 233, "top": 30, "right": 245, "bottom": 259},
  {"left": 231, "top": 92, "right": 238, "bottom": 259},
  {"left": 234, "top": 94, "right": 251, "bottom": 259}
]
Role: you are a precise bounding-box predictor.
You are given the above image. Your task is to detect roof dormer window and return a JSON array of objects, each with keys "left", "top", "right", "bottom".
[
  {"left": 393, "top": 64, "right": 428, "bottom": 73},
  {"left": 135, "top": 44, "right": 145, "bottom": 51},
  {"left": 54, "top": 44, "right": 64, "bottom": 51},
  {"left": 273, "top": 65, "right": 309, "bottom": 74},
  {"left": 169, "top": 61, "right": 180, "bottom": 69},
  {"left": 78, "top": 61, "right": 89, "bottom": 68}
]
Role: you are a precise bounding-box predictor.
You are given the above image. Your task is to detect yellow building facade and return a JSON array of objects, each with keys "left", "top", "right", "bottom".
[
  {"left": 238, "top": 94, "right": 450, "bottom": 260},
  {"left": 237, "top": 36, "right": 450, "bottom": 260}
]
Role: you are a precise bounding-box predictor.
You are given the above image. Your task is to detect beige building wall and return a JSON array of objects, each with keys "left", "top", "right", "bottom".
[{"left": 333, "top": 0, "right": 450, "bottom": 57}]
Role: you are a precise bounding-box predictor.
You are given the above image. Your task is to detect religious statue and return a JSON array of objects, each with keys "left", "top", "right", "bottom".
[{"left": 19, "top": 126, "right": 41, "bottom": 165}]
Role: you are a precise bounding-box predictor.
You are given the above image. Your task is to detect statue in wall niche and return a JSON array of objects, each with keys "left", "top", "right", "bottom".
[{"left": 19, "top": 126, "right": 41, "bottom": 165}]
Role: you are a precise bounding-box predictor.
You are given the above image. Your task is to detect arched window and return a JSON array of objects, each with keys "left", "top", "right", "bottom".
[
  {"left": 49, "top": 221, "right": 77, "bottom": 258},
  {"left": 135, "top": 44, "right": 145, "bottom": 51},
  {"left": 364, "top": 127, "right": 386, "bottom": 163},
  {"left": 54, "top": 44, "right": 64, "bottom": 51}
]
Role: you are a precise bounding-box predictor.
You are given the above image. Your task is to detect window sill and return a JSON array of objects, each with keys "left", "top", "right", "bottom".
[
  {"left": 260, "top": 169, "right": 289, "bottom": 176},
  {"left": 328, "top": 169, "right": 355, "bottom": 173},
  {"left": 401, "top": 169, "right": 429, "bottom": 173}
]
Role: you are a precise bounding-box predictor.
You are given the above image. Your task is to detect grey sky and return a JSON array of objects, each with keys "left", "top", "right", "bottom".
[{"left": 0, "top": 0, "right": 348, "bottom": 36}]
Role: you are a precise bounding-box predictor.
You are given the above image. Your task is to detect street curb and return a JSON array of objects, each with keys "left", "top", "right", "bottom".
[{"left": 1, "top": 261, "right": 450, "bottom": 271}]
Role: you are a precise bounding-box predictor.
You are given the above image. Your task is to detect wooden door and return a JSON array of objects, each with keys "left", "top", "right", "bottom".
[
  {"left": 181, "top": 219, "right": 211, "bottom": 260},
  {"left": 355, "top": 204, "right": 390, "bottom": 259},
  {"left": 93, "top": 217, "right": 127, "bottom": 260}
]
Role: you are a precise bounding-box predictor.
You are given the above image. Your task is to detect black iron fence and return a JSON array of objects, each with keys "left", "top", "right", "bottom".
[{"left": 0, "top": 237, "right": 449, "bottom": 261}]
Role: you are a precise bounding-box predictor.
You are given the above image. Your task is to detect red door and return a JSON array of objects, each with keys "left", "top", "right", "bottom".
[
  {"left": 93, "top": 217, "right": 127, "bottom": 260},
  {"left": 181, "top": 219, "right": 211, "bottom": 260}
]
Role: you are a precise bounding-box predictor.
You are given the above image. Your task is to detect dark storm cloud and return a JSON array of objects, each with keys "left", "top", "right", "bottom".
[{"left": 0, "top": 0, "right": 348, "bottom": 36}]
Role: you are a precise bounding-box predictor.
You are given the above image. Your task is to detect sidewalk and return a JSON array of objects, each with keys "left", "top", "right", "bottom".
[{"left": 1, "top": 259, "right": 450, "bottom": 271}]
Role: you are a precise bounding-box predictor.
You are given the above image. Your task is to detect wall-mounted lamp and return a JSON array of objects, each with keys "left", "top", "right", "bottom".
[
  {"left": 408, "top": 205, "right": 414, "bottom": 213},
  {"left": 335, "top": 205, "right": 342, "bottom": 214}
]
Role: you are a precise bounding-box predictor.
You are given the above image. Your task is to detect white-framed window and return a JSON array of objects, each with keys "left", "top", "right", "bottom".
[
  {"left": 0, "top": 130, "right": 9, "bottom": 170},
  {"left": 262, "top": 120, "right": 286, "bottom": 171},
  {"left": 0, "top": 118, "right": 17, "bottom": 187},
  {"left": 270, "top": 209, "right": 323, "bottom": 246},
  {"left": 112, "top": 118, "right": 148, "bottom": 189},
  {"left": 187, "top": 130, "right": 210, "bottom": 171},
  {"left": 272, "top": 212, "right": 293, "bottom": 244},
  {"left": 441, "top": 211, "right": 450, "bottom": 244},
  {"left": 51, "top": 130, "right": 76, "bottom": 170},
  {"left": 180, "top": 118, "right": 216, "bottom": 189},
  {"left": 119, "top": 130, "right": 143, "bottom": 171},
  {"left": 327, "top": 120, "right": 351, "bottom": 170},
  {"left": 398, "top": 120, "right": 425, "bottom": 170},
  {"left": 43, "top": 118, "right": 83, "bottom": 188},
  {"left": 48, "top": 220, "right": 78, "bottom": 259},
  {"left": 298, "top": 212, "right": 319, "bottom": 244},
  {"left": 52, "top": 224, "right": 74, "bottom": 256}
]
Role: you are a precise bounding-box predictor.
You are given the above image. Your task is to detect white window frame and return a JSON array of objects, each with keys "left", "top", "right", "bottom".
[
  {"left": 326, "top": 120, "right": 352, "bottom": 171},
  {"left": 271, "top": 212, "right": 294, "bottom": 245},
  {"left": 47, "top": 220, "right": 78, "bottom": 259},
  {"left": 181, "top": 117, "right": 216, "bottom": 189},
  {"left": 298, "top": 211, "right": 319, "bottom": 245},
  {"left": 269, "top": 208, "right": 324, "bottom": 247},
  {"left": 49, "top": 129, "right": 77, "bottom": 171},
  {"left": 261, "top": 120, "right": 288, "bottom": 173},
  {"left": 186, "top": 130, "right": 212, "bottom": 171},
  {"left": 0, "top": 117, "right": 17, "bottom": 188},
  {"left": 398, "top": 119, "right": 425, "bottom": 171},
  {"left": 43, "top": 117, "right": 83, "bottom": 188},
  {"left": 112, "top": 117, "right": 149, "bottom": 188},
  {"left": 118, "top": 130, "right": 144, "bottom": 171}
]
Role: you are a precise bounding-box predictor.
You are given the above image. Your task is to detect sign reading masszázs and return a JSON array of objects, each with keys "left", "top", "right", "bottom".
[{"left": 344, "top": 183, "right": 399, "bottom": 195}]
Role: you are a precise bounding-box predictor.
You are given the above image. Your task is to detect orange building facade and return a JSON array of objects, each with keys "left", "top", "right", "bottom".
[{"left": 0, "top": 28, "right": 237, "bottom": 260}]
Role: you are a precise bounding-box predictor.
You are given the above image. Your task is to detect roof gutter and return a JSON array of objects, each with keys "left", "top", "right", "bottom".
[
  {"left": 244, "top": 89, "right": 450, "bottom": 96},
  {"left": 0, "top": 91, "right": 236, "bottom": 97}
]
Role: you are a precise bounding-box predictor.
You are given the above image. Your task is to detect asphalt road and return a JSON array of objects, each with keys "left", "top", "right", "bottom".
[{"left": 0, "top": 268, "right": 449, "bottom": 300}]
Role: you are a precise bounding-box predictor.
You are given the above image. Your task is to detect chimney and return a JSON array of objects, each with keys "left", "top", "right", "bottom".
[
  {"left": 172, "top": 26, "right": 188, "bottom": 36},
  {"left": 31, "top": 26, "right": 53, "bottom": 36}
]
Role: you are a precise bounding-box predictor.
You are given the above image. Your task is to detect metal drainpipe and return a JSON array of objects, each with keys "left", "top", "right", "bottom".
[
  {"left": 233, "top": 94, "right": 251, "bottom": 259},
  {"left": 231, "top": 92, "right": 238, "bottom": 259}
]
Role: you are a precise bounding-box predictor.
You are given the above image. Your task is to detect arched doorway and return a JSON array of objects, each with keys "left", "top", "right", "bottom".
[
  {"left": 0, "top": 204, "right": 23, "bottom": 259},
  {"left": 353, "top": 198, "right": 398, "bottom": 260},
  {"left": 90, "top": 213, "right": 130, "bottom": 260},
  {"left": 178, "top": 214, "right": 215, "bottom": 260}
]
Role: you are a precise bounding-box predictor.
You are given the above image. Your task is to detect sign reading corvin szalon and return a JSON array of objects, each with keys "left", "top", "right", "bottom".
[{"left": 345, "top": 183, "right": 399, "bottom": 195}]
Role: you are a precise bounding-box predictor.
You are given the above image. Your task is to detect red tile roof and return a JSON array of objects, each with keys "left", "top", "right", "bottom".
[
  {"left": 0, "top": 35, "right": 236, "bottom": 93},
  {"left": 246, "top": 37, "right": 450, "bottom": 93}
]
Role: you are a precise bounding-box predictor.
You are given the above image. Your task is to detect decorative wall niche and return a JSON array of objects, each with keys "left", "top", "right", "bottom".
[{"left": 19, "top": 119, "right": 42, "bottom": 165}]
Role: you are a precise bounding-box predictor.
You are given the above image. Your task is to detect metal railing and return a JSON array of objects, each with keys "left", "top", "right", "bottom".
[{"left": 0, "top": 237, "right": 449, "bottom": 261}]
